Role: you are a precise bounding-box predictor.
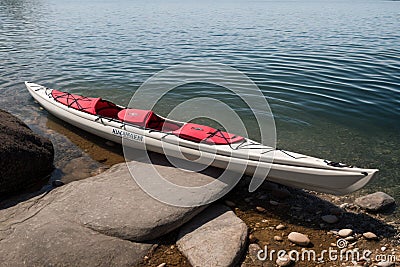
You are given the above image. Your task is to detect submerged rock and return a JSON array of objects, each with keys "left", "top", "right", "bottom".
[
  {"left": 177, "top": 204, "right": 248, "bottom": 267},
  {"left": 355, "top": 192, "right": 396, "bottom": 212},
  {"left": 0, "top": 109, "right": 54, "bottom": 196}
]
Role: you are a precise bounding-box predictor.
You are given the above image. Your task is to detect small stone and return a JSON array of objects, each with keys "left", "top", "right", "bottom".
[
  {"left": 330, "top": 243, "right": 336, "bottom": 247},
  {"left": 276, "top": 224, "right": 286, "bottom": 230},
  {"left": 321, "top": 215, "right": 339, "bottom": 224},
  {"left": 338, "top": 229, "right": 353, "bottom": 238},
  {"left": 381, "top": 246, "right": 387, "bottom": 252},
  {"left": 270, "top": 200, "right": 279, "bottom": 206},
  {"left": 224, "top": 200, "right": 236, "bottom": 207},
  {"left": 248, "top": 233, "right": 257, "bottom": 243},
  {"left": 377, "top": 261, "right": 395, "bottom": 267},
  {"left": 355, "top": 192, "right": 395, "bottom": 212},
  {"left": 363, "top": 232, "right": 378, "bottom": 240},
  {"left": 274, "top": 236, "right": 283, "bottom": 241},
  {"left": 340, "top": 203, "right": 349, "bottom": 209},
  {"left": 276, "top": 254, "right": 292, "bottom": 266},
  {"left": 345, "top": 236, "right": 356, "bottom": 242},
  {"left": 157, "top": 264, "right": 166, "bottom": 267},
  {"left": 288, "top": 232, "right": 310, "bottom": 246},
  {"left": 256, "top": 206, "right": 266, "bottom": 213}
]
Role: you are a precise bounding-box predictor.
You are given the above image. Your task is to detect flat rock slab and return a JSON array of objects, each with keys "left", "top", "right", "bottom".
[
  {"left": 0, "top": 217, "right": 152, "bottom": 267},
  {"left": 355, "top": 192, "right": 396, "bottom": 212},
  {"left": 177, "top": 204, "right": 248, "bottom": 267},
  {"left": 0, "top": 159, "right": 226, "bottom": 266}
]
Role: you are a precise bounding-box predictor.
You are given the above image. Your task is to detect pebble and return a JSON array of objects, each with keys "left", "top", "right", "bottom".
[
  {"left": 224, "top": 200, "right": 236, "bottom": 207},
  {"left": 321, "top": 215, "right": 339, "bottom": 224},
  {"left": 363, "top": 232, "right": 378, "bottom": 240},
  {"left": 270, "top": 200, "right": 279, "bottom": 206},
  {"left": 288, "top": 232, "right": 310, "bottom": 246},
  {"left": 377, "top": 261, "right": 395, "bottom": 267},
  {"left": 339, "top": 203, "right": 349, "bottom": 209},
  {"left": 248, "top": 234, "right": 257, "bottom": 243},
  {"left": 276, "top": 255, "right": 292, "bottom": 266},
  {"left": 274, "top": 236, "right": 283, "bottom": 241},
  {"left": 381, "top": 246, "right": 387, "bottom": 252},
  {"left": 256, "top": 206, "right": 266, "bottom": 213},
  {"left": 345, "top": 236, "right": 356, "bottom": 242},
  {"left": 338, "top": 229, "right": 353, "bottom": 238},
  {"left": 157, "top": 264, "right": 166, "bottom": 267},
  {"left": 276, "top": 224, "right": 286, "bottom": 230}
]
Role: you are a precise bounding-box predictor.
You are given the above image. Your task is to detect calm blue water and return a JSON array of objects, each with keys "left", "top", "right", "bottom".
[{"left": 0, "top": 0, "right": 399, "bottom": 201}]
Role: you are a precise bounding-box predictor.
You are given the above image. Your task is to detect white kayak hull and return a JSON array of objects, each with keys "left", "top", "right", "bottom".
[{"left": 25, "top": 82, "right": 378, "bottom": 195}]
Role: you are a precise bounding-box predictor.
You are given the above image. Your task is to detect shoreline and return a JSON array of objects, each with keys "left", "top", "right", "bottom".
[
  {"left": 2, "top": 110, "right": 397, "bottom": 267},
  {"left": 40, "top": 114, "right": 400, "bottom": 266}
]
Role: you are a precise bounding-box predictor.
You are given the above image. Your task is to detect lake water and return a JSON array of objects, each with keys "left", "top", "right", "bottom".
[{"left": 0, "top": 0, "right": 399, "bottom": 202}]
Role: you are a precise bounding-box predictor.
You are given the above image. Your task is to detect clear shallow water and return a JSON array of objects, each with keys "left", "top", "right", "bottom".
[{"left": 0, "top": 0, "right": 399, "bottom": 202}]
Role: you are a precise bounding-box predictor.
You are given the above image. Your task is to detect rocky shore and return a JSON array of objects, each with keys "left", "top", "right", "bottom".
[
  {"left": 0, "top": 109, "right": 54, "bottom": 197},
  {"left": 0, "top": 110, "right": 398, "bottom": 267}
]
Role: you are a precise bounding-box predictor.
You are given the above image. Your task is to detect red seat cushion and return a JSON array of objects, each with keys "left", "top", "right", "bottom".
[
  {"left": 172, "top": 123, "right": 244, "bottom": 145},
  {"left": 118, "top": 109, "right": 154, "bottom": 127}
]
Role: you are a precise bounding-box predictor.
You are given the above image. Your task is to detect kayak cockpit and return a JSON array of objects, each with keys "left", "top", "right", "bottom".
[{"left": 51, "top": 89, "right": 244, "bottom": 145}]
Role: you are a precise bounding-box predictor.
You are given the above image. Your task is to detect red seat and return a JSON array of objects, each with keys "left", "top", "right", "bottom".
[
  {"left": 172, "top": 123, "right": 244, "bottom": 145},
  {"left": 118, "top": 109, "right": 154, "bottom": 127}
]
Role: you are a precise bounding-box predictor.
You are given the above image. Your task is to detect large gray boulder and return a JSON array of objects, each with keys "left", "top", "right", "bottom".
[
  {"left": 0, "top": 109, "right": 54, "bottom": 195},
  {"left": 355, "top": 192, "right": 396, "bottom": 212},
  {"left": 0, "top": 159, "right": 224, "bottom": 266},
  {"left": 177, "top": 204, "right": 248, "bottom": 267}
]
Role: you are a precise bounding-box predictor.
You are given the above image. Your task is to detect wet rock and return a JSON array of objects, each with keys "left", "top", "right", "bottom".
[
  {"left": 355, "top": 192, "right": 395, "bottom": 212},
  {"left": 177, "top": 204, "right": 247, "bottom": 267},
  {"left": 288, "top": 232, "right": 310, "bottom": 246},
  {"left": 338, "top": 229, "right": 353, "bottom": 238},
  {"left": 363, "top": 232, "right": 378, "bottom": 240},
  {"left": 321, "top": 215, "right": 339, "bottom": 224},
  {"left": 0, "top": 109, "right": 54, "bottom": 196},
  {"left": 60, "top": 156, "right": 103, "bottom": 183}
]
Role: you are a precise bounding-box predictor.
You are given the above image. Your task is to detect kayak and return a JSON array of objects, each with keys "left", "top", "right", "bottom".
[{"left": 25, "top": 81, "right": 378, "bottom": 195}]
